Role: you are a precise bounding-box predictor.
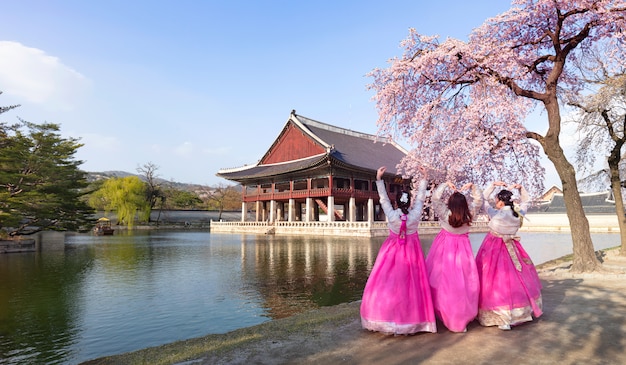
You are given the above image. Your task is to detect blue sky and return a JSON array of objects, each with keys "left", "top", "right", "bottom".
[{"left": 1, "top": 0, "right": 565, "bottom": 187}]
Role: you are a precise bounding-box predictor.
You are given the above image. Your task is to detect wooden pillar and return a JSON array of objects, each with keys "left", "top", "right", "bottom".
[
  {"left": 305, "top": 198, "right": 311, "bottom": 222},
  {"left": 327, "top": 196, "right": 335, "bottom": 222},
  {"left": 349, "top": 197, "right": 356, "bottom": 222},
  {"left": 269, "top": 200, "right": 276, "bottom": 223},
  {"left": 349, "top": 177, "right": 355, "bottom": 222},
  {"left": 288, "top": 198, "right": 295, "bottom": 222},
  {"left": 241, "top": 202, "right": 246, "bottom": 222},
  {"left": 368, "top": 198, "right": 374, "bottom": 223}
]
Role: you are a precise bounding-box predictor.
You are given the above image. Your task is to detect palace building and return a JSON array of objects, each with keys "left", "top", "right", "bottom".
[{"left": 213, "top": 110, "right": 425, "bottom": 236}]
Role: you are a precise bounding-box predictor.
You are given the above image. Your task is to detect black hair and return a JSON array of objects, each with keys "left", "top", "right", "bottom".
[
  {"left": 496, "top": 189, "right": 518, "bottom": 217},
  {"left": 396, "top": 190, "right": 411, "bottom": 215},
  {"left": 448, "top": 191, "right": 472, "bottom": 228}
]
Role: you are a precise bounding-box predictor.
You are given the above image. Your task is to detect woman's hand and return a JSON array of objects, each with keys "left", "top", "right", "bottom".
[
  {"left": 460, "top": 182, "right": 473, "bottom": 191},
  {"left": 447, "top": 181, "right": 456, "bottom": 190},
  {"left": 377, "top": 166, "right": 386, "bottom": 180}
]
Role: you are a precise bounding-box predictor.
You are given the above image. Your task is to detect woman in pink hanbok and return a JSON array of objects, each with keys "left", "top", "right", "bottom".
[
  {"left": 476, "top": 182, "right": 543, "bottom": 330},
  {"left": 360, "top": 166, "right": 436, "bottom": 335},
  {"left": 425, "top": 181, "right": 482, "bottom": 333}
]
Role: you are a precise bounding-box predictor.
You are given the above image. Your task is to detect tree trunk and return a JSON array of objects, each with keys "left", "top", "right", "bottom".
[
  {"left": 542, "top": 103, "right": 601, "bottom": 272},
  {"left": 608, "top": 161, "right": 626, "bottom": 255}
]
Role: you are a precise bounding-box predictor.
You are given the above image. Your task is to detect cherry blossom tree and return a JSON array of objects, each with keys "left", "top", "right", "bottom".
[
  {"left": 569, "top": 59, "right": 626, "bottom": 254},
  {"left": 368, "top": 0, "right": 626, "bottom": 272}
]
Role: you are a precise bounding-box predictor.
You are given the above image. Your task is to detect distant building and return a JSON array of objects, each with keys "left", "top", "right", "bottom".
[
  {"left": 530, "top": 188, "right": 617, "bottom": 214},
  {"left": 538, "top": 186, "right": 563, "bottom": 202},
  {"left": 529, "top": 185, "right": 563, "bottom": 211},
  {"left": 216, "top": 110, "right": 410, "bottom": 223}
]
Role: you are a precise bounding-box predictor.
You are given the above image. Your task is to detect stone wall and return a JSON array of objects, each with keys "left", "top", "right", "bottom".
[{"left": 520, "top": 213, "right": 619, "bottom": 233}]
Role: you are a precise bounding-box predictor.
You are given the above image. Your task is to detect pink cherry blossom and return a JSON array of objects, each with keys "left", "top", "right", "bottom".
[{"left": 369, "top": 0, "right": 626, "bottom": 272}]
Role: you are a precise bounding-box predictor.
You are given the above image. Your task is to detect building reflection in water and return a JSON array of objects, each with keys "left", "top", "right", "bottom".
[{"left": 239, "top": 234, "right": 388, "bottom": 319}]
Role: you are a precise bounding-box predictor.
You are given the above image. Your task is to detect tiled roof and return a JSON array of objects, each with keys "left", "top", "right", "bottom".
[
  {"left": 216, "top": 154, "right": 329, "bottom": 180},
  {"left": 297, "top": 115, "right": 407, "bottom": 173},
  {"left": 532, "top": 191, "right": 616, "bottom": 214},
  {"left": 217, "top": 112, "right": 408, "bottom": 183}
]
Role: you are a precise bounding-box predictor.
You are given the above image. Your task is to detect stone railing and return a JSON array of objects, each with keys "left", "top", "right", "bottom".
[{"left": 210, "top": 219, "right": 491, "bottom": 237}]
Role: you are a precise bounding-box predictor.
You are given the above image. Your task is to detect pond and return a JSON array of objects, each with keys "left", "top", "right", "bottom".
[{"left": 0, "top": 230, "right": 620, "bottom": 364}]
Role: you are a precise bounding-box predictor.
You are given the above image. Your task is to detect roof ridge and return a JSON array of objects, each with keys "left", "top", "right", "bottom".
[{"left": 295, "top": 114, "right": 388, "bottom": 143}]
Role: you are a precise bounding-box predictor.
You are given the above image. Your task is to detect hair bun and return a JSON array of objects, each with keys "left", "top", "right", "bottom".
[{"left": 496, "top": 189, "right": 513, "bottom": 204}]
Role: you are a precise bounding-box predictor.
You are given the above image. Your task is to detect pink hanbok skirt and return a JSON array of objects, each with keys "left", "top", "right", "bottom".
[
  {"left": 475, "top": 232, "right": 543, "bottom": 327},
  {"left": 360, "top": 230, "right": 436, "bottom": 334},
  {"left": 425, "top": 229, "right": 479, "bottom": 332}
]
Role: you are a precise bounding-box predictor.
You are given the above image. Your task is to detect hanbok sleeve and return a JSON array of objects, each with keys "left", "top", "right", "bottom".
[
  {"left": 376, "top": 180, "right": 394, "bottom": 217},
  {"left": 431, "top": 182, "right": 449, "bottom": 219},
  {"left": 482, "top": 183, "right": 498, "bottom": 217},
  {"left": 410, "top": 179, "right": 428, "bottom": 218}
]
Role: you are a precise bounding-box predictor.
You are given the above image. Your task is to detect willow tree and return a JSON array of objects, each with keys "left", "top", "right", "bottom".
[
  {"left": 368, "top": 0, "right": 626, "bottom": 272},
  {"left": 88, "top": 176, "right": 149, "bottom": 227}
]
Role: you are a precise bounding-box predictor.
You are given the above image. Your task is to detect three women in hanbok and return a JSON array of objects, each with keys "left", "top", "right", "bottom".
[
  {"left": 425, "top": 181, "right": 483, "bottom": 333},
  {"left": 360, "top": 166, "right": 436, "bottom": 335},
  {"left": 476, "top": 182, "right": 543, "bottom": 330}
]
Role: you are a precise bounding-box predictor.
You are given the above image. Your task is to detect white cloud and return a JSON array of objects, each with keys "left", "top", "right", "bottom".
[
  {"left": 174, "top": 141, "right": 194, "bottom": 157},
  {"left": 0, "top": 41, "right": 91, "bottom": 111}
]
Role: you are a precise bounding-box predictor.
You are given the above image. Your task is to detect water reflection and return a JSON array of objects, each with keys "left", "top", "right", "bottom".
[
  {"left": 0, "top": 230, "right": 620, "bottom": 364},
  {"left": 240, "top": 235, "right": 384, "bottom": 318},
  {"left": 0, "top": 250, "right": 89, "bottom": 364}
]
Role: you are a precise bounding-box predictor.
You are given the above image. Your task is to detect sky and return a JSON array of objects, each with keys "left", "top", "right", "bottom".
[{"left": 0, "top": 0, "right": 569, "bottom": 188}]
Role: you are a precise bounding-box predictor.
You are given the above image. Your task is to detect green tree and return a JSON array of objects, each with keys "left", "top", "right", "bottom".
[
  {"left": 0, "top": 116, "right": 95, "bottom": 237},
  {"left": 164, "top": 188, "right": 202, "bottom": 209},
  {"left": 84, "top": 179, "right": 106, "bottom": 210},
  {"left": 88, "top": 176, "right": 149, "bottom": 227}
]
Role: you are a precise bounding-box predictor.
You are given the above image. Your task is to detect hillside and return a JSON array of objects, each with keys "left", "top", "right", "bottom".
[{"left": 85, "top": 171, "right": 239, "bottom": 192}]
